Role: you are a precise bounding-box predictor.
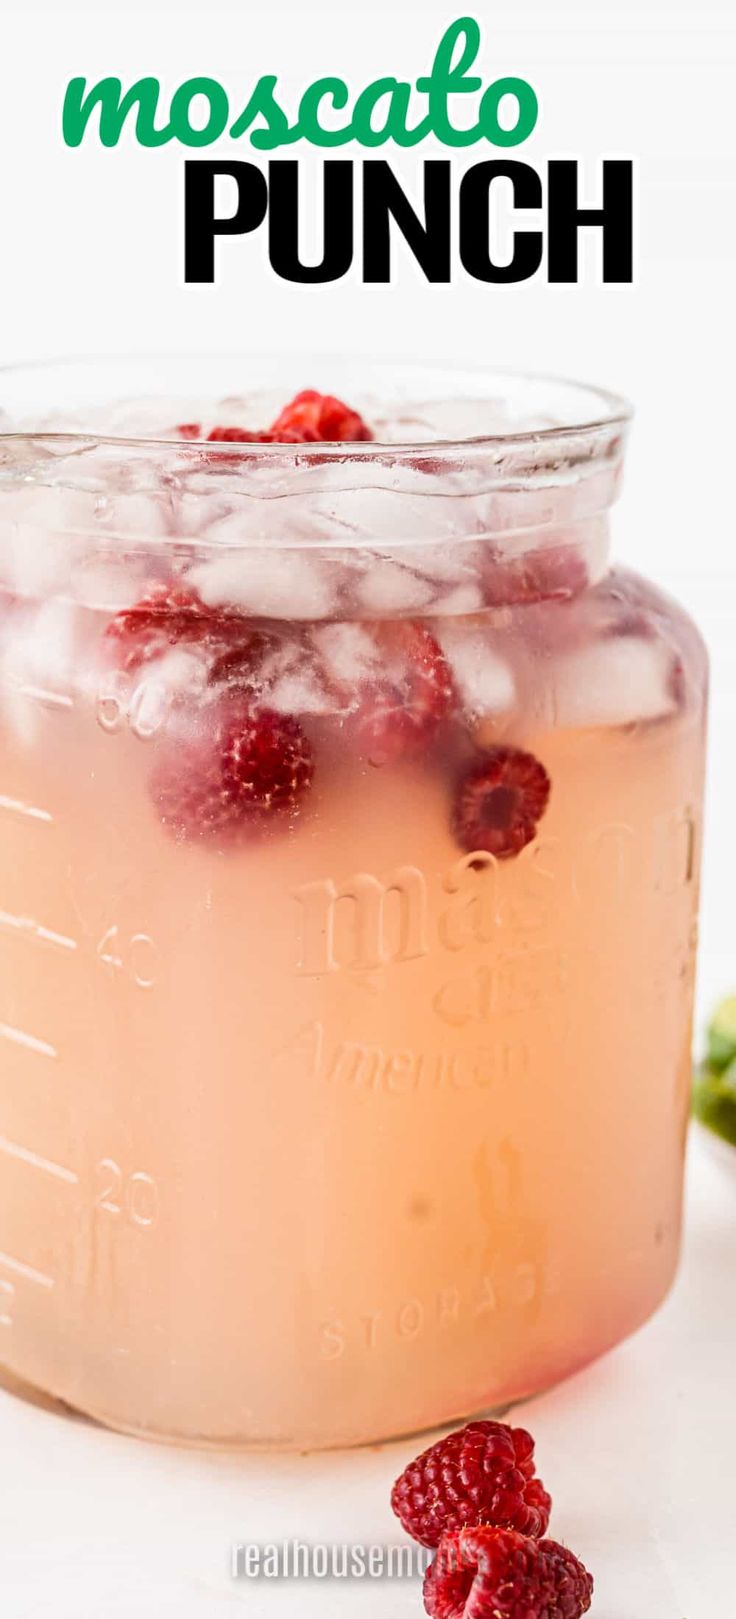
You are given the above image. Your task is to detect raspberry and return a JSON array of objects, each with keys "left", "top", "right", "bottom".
[
  {"left": 452, "top": 746, "right": 551, "bottom": 859},
  {"left": 481, "top": 546, "right": 589, "bottom": 608},
  {"left": 207, "top": 426, "right": 274, "bottom": 444},
  {"left": 176, "top": 423, "right": 288, "bottom": 445},
  {"left": 104, "top": 584, "right": 224, "bottom": 675},
  {"left": 176, "top": 424, "right": 304, "bottom": 453},
  {"left": 269, "top": 389, "right": 373, "bottom": 443},
  {"left": 205, "top": 426, "right": 305, "bottom": 445},
  {"left": 208, "top": 629, "right": 281, "bottom": 691},
  {"left": 105, "top": 582, "right": 297, "bottom": 708},
  {"left": 423, "top": 1528, "right": 593, "bottom": 1619},
  {"left": 188, "top": 424, "right": 306, "bottom": 471},
  {"left": 150, "top": 697, "right": 314, "bottom": 842},
  {"left": 391, "top": 1420, "right": 551, "bottom": 1549},
  {"left": 176, "top": 391, "right": 372, "bottom": 448},
  {"left": 351, "top": 622, "right": 455, "bottom": 765}
]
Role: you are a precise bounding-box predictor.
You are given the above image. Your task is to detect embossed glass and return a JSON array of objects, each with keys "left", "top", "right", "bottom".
[{"left": 0, "top": 359, "right": 708, "bottom": 1449}]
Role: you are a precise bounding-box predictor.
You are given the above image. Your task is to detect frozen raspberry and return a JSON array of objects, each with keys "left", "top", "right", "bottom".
[
  {"left": 481, "top": 545, "right": 589, "bottom": 608},
  {"left": 208, "top": 629, "right": 281, "bottom": 691},
  {"left": 207, "top": 425, "right": 274, "bottom": 444},
  {"left": 104, "top": 583, "right": 225, "bottom": 674},
  {"left": 177, "top": 423, "right": 279, "bottom": 445},
  {"left": 351, "top": 622, "right": 455, "bottom": 765},
  {"left": 423, "top": 1527, "right": 593, "bottom": 1619},
  {"left": 105, "top": 582, "right": 288, "bottom": 702},
  {"left": 452, "top": 746, "right": 551, "bottom": 858},
  {"left": 206, "top": 426, "right": 307, "bottom": 445},
  {"left": 150, "top": 697, "right": 313, "bottom": 841},
  {"left": 391, "top": 1420, "right": 551, "bottom": 1549},
  {"left": 269, "top": 389, "right": 373, "bottom": 443},
  {"left": 193, "top": 425, "right": 307, "bottom": 467},
  {"left": 176, "top": 391, "right": 372, "bottom": 448}
]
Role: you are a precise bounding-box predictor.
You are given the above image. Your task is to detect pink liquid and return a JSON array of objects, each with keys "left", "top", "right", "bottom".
[{"left": 0, "top": 579, "right": 706, "bottom": 1447}]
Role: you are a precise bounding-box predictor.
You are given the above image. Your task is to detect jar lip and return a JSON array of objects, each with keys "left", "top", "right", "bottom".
[{"left": 0, "top": 354, "right": 633, "bottom": 457}]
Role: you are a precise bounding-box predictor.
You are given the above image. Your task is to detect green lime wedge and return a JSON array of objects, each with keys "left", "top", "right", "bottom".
[
  {"left": 706, "top": 996, "right": 736, "bottom": 1072},
  {"left": 693, "top": 1058, "right": 736, "bottom": 1146}
]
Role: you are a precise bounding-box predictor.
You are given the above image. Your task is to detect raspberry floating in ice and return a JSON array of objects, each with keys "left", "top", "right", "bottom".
[
  {"left": 269, "top": 389, "right": 372, "bottom": 443},
  {"left": 452, "top": 745, "right": 551, "bottom": 858},
  {"left": 174, "top": 387, "right": 372, "bottom": 453},
  {"left": 480, "top": 543, "right": 590, "bottom": 608},
  {"left": 350, "top": 621, "right": 455, "bottom": 765},
  {"left": 150, "top": 696, "right": 314, "bottom": 842},
  {"left": 423, "top": 1527, "right": 593, "bottom": 1619},
  {"left": 176, "top": 389, "right": 372, "bottom": 446},
  {"left": 104, "top": 583, "right": 224, "bottom": 674},
  {"left": 207, "top": 426, "right": 277, "bottom": 444},
  {"left": 391, "top": 1419, "right": 551, "bottom": 1548},
  {"left": 208, "top": 628, "right": 282, "bottom": 693}
]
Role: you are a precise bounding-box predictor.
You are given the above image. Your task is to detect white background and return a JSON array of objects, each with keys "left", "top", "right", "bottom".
[{"left": 0, "top": 2, "right": 735, "bottom": 1615}]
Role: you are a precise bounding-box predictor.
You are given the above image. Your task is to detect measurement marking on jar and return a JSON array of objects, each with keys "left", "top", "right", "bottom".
[
  {"left": 0, "top": 1250, "right": 54, "bottom": 1289},
  {"left": 0, "top": 1022, "right": 58, "bottom": 1060},
  {"left": 0, "top": 910, "right": 77, "bottom": 955},
  {"left": 96, "top": 926, "right": 158, "bottom": 989},
  {"left": 0, "top": 793, "right": 54, "bottom": 825},
  {"left": 0, "top": 1134, "right": 78, "bottom": 1184},
  {"left": 4, "top": 680, "right": 75, "bottom": 713},
  {"left": 94, "top": 1160, "right": 159, "bottom": 1227}
]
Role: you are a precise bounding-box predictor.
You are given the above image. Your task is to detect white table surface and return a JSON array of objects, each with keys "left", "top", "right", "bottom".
[{"left": 0, "top": 1128, "right": 733, "bottom": 1619}]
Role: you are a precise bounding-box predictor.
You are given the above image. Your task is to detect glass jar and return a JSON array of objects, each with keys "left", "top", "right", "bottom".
[{"left": 0, "top": 359, "right": 707, "bottom": 1449}]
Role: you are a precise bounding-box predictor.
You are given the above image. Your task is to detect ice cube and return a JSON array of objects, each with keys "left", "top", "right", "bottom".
[
  {"left": 90, "top": 490, "right": 171, "bottom": 539},
  {"left": 0, "top": 486, "right": 85, "bottom": 598},
  {"left": 150, "top": 646, "right": 209, "bottom": 700},
  {"left": 0, "top": 599, "right": 78, "bottom": 747},
  {"left": 544, "top": 636, "right": 678, "bottom": 730},
  {"left": 437, "top": 621, "right": 516, "bottom": 719},
  {"left": 430, "top": 583, "right": 484, "bottom": 617},
  {"left": 123, "top": 648, "right": 210, "bottom": 740},
  {"left": 311, "top": 622, "right": 382, "bottom": 686},
  {"left": 70, "top": 559, "right": 148, "bottom": 612},
  {"left": 268, "top": 669, "right": 336, "bottom": 717},
  {"left": 15, "top": 599, "right": 76, "bottom": 691},
  {"left": 302, "top": 478, "right": 481, "bottom": 548},
  {"left": 386, "top": 541, "right": 481, "bottom": 585},
  {"left": 188, "top": 551, "right": 336, "bottom": 620},
  {"left": 255, "top": 635, "right": 308, "bottom": 694},
  {"left": 356, "top": 558, "right": 435, "bottom": 615},
  {"left": 167, "top": 485, "right": 234, "bottom": 540}
]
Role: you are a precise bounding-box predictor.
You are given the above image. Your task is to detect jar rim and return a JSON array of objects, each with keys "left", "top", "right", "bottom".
[{"left": 0, "top": 354, "right": 632, "bottom": 458}]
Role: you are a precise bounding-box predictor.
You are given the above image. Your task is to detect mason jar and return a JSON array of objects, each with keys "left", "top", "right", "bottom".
[{"left": 0, "top": 358, "right": 707, "bottom": 1448}]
